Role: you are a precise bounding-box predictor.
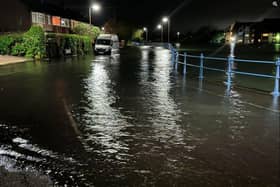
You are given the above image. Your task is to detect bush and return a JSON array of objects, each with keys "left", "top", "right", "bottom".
[
  {"left": 72, "top": 23, "right": 101, "bottom": 41},
  {"left": 0, "top": 34, "right": 22, "bottom": 55},
  {"left": 46, "top": 33, "right": 92, "bottom": 56},
  {"left": 0, "top": 26, "right": 45, "bottom": 59},
  {"left": 0, "top": 25, "right": 92, "bottom": 58},
  {"left": 0, "top": 35, "right": 14, "bottom": 54},
  {"left": 11, "top": 43, "right": 25, "bottom": 56},
  {"left": 132, "top": 29, "right": 144, "bottom": 42},
  {"left": 23, "top": 26, "right": 46, "bottom": 59}
]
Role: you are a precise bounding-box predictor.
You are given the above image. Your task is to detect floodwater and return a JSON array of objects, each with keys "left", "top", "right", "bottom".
[
  {"left": 0, "top": 46, "right": 279, "bottom": 186},
  {"left": 178, "top": 44, "right": 280, "bottom": 92}
]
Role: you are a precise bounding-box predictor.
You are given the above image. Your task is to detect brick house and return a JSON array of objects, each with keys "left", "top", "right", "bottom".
[{"left": 0, "top": 0, "right": 86, "bottom": 34}]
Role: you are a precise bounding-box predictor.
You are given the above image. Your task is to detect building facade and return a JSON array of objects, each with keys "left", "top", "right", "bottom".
[
  {"left": 31, "top": 12, "right": 72, "bottom": 33},
  {"left": 226, "top": 19, "right": 280, "bottom": 44},
  {"left": 0, "top": 0, "right": 86, "bottom": 34}
]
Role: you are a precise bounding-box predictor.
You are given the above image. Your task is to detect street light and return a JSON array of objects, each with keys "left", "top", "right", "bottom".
[
  {"left": 143, "top": 27, "right": 148, "bottom": 41},
  {"left": 162, "top": 17, "right": 169, "bottom": 23},
  {"left": 162, "top": 16, "right": 170, "bottom": 43},
  {"left": 92, "top": 4, "right": 101, "bottom": 11},
  {"left": 177, "top": 32, "right": 180, "bottom": 40},
  {"left": 157, "top": 24, "right": 163, "bottom": 42},
  {"left": 272, "top": 0, "right": 280, "bottom": 7},
  {"left": 89, "top": 3, "right": 101, "bottom": 25}
]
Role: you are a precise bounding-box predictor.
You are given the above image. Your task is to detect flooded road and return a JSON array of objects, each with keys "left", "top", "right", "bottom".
[{"left": 0, "top": 46, "right": 279, "bottom": 186}]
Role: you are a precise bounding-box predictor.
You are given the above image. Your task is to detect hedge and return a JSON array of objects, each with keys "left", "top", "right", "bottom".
[
  {"left": 0, "top": 34, "right": 23, "bottom": 55},
  {"left": 46, "top": 33, "right": 92, "bottom": 56},
  {"left": 23, "top": 26, "right": 46, "bottom": 59},
  {"left": 0, "top": 26, "right": 45, "bottom": 59},
  {"left": 0, "top": 26, "right": 92, "bottom": 59},
  {"left": 72, "top": 22, "right": 100, "bottom": 41}
]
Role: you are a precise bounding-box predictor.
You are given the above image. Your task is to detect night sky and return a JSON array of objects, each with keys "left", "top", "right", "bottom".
[{"left": 45, "top": 0, "right": 280, "bottom": 32}]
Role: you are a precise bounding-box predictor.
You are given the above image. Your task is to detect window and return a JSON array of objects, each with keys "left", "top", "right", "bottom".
[
  {"left": 52, "top": 16, "right": 61, "bottom": 26},
  {"left": 46, "top": 15, "right": 52, "bottom": 25},
  {"left": 96, "top": 39, "right": 111, "bottom": 46},
  {"left": 31, "top": 12, "right": 45, "bottom": 24},
  {"left": 61, "top": 18, "right": 70, "bottom": 28}
]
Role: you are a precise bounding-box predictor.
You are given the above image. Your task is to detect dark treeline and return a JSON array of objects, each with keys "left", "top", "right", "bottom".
[{"left": 178, "top": 26, "right": 225, "bottom": 44}]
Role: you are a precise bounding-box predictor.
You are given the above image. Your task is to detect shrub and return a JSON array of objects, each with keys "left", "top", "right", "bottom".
[
  {"left": 11, "top": 43, "right": 25, "bottom": 56},
  {"left": 46, "top": 33, "right": 92, "bottom": 56},
  {"left": 0, "top": 25, "right": 92, "bottom": 58},
  {"left": 72, "top": 23, "right": 101, "bottom": 40},
  {"left": 132, "top": 29, "right": 144, "bottom": 42},
  {"left": 0, "top": 34, "right": 22, "bottom": 55},
  {"left": 0, "top": 35, "right": 14, "bottom": 54},
  {"left": 0, "top": 26, "right": 46, "bottom": 59},
  {"left": 23, "top": 26, "right": 46, "bottom": 59}
]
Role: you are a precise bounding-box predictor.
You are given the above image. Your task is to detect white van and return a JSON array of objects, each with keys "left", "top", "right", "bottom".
[{"left": 94, "top": 34, "right": 119, "bottom": 55}]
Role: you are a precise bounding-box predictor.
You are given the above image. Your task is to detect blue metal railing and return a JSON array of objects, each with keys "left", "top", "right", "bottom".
[{"left": 169, "top": 46, "right": 280, "bottom": 97}]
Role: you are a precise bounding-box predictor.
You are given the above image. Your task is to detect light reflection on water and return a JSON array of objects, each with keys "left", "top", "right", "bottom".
[
  {"left": 80, "top": 57, "right": 131, "bottom": 156},
  {"left": 141, "top": 48, "right": 183, "bottom": 143}
]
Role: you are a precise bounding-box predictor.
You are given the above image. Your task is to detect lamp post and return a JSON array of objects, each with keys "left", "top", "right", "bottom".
[
  {"left": 162, "top": 16, "right": 170, "bottom": 43},
  {"left": 272, "top": 0, "right": 280, "bottom": 7},
  {"left": 89, "top": 3, "right": 101, "bottom": 25},
  {"left": 143, "top": 27, "right": 148, "bottom": 41},
  {"left": 177, "top": 32, "right": 180, "bottom": 41},
  {"left": 157, "top": 24, "right": 163, "bottom": 42}
]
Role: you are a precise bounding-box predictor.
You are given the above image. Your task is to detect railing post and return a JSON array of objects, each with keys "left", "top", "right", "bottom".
[
  {"left": 273, "top": 58, "right": 280, "bottom": 97},
  {"left": 183, "top": 52, "right": 187, "bottom": 75},
  {"left": 169, "top": 43, "right": 172, "bottom": 50},
  {"left": 171, "top": 49, "right": 175, "bottom": 64},
  {"left": 175, "top": 52, "right": 179, "bottom": 71},
  {"left": 199, "top": 53, "right": 204, "bottom": 79},
  {"left": 227, "top": 55, "right": 234, "bottom": 92}
]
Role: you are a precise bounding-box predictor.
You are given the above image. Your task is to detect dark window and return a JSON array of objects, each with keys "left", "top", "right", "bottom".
[{"left": 96, "top": 39, "right": 111, "bottom": 45}]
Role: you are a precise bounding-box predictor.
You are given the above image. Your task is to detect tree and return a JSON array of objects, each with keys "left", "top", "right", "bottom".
[
  {"left": 103, "top": 19, "right": 141, "bottom": 41},
  {"left": 132, "top": 29, "right": 144, "bottom": 42},
  {"left": 72, "top": 23, "right": 101, "bottom": 41},
  {"left": 211, "top": 32, "right": 226, "bottom": 44}
]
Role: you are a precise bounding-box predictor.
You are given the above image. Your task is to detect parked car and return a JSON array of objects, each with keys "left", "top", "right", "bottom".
[{"left": 94, "top": 34, "right": 119, "bottom": 55}]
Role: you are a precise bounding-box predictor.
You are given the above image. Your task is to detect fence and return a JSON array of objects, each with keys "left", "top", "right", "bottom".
[{"left": 169, "top": 46, "right": 280, "bottom": 97}]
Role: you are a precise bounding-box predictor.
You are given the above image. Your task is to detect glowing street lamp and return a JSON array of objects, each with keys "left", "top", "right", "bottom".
[
  {"left": 162, "top": 16, "right": 170, "bottom": 43},
  {"left": 89, "top": 3, "right": 101, "bottom": 25},
  {"left": 157, "top": 24, "right": 163, "bottom": 42},
  {"left": 143, "top": 27, "right": 148, "bottom": 41},
  {"left": 162, "top": 17, "right": 169, "bottom": 23},
  {"left": 177, "top": 32, "right": 180, "bottom": 40},
  {"left": 92, "top": 4, "right": 101, "bottom": 11},
  {"left": 272, "top": 0, "right": 280, "bottom": 7}
]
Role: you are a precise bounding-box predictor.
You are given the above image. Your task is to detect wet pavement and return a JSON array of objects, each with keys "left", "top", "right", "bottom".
[
  {"left": 0, "top": 55, "right": 30, "bottom": 66},
  {"left": 0, "top": 46, "right": 279, "bottom": 186}
]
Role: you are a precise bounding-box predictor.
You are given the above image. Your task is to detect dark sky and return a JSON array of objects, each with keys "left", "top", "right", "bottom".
[{"left": 45, "top": 0, "right": 280, "bottom": 32}]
